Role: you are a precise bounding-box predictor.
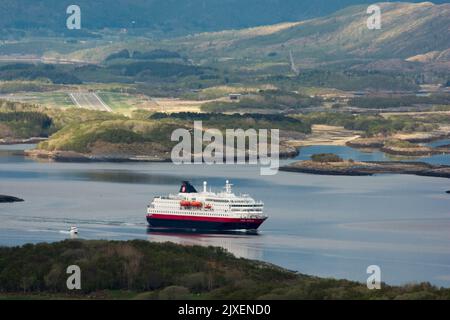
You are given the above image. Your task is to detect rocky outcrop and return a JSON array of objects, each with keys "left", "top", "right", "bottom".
[
  {"left": 346, "top": 137, "right": 385, "bottom": 149},
  {"left": 380, "top": 145, "right": 443, "bottom": 156},
  {"left": 0, "top": 195, "right": 24, "bottom": 203},
  {"left": 24, "top": 149, "right": 170, "bottom": 162},
  {"left": 347, "top": 137, "right": 450, "bottom": 156},
  {"left": 24, "top": 140, "right": 299, "bottom": 163},
  {"left": 0, "top": 137, "right": 48, "bottom": 145},
  {"left": 281, "top": 160, "right": 450, "bottom": 179}
]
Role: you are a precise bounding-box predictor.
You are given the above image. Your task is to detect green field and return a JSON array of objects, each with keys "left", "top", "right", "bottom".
[
  {"left": 97, "top": 91, "right": 142, "bottom": 114},
  {"left": 0, "top": 91, "right": 75, "bottom": 109}
]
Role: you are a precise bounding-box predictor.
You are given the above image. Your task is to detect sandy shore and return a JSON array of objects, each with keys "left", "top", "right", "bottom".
[{"left": 286, "top": 125, "right": 361, "bottom": 147}]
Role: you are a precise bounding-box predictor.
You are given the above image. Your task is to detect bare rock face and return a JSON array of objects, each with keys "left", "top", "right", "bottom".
[{"left": 0, "top": 195, "right": 24, "bottom": 203}]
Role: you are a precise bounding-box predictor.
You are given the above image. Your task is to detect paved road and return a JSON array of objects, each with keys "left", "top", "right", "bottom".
[
  {"left": 69, "top": 92, "right": 112, "bottom": 112},
  {"left": 0, "top": 56, "right": 91, "bottom": 65}
]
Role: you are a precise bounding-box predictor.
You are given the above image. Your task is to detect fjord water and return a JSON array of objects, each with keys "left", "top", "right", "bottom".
[{"left": 1, "top": 144, "right": 450, "bottom": 287}]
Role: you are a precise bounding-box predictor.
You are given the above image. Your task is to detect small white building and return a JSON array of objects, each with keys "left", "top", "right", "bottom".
[{"left": 228, "top": 93, "right": 242, "bottom": 101}]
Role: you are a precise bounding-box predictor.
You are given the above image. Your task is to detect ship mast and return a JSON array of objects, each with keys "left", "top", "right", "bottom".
[{"left": 225, "top": 180, "right": 232, "bottom": 194}]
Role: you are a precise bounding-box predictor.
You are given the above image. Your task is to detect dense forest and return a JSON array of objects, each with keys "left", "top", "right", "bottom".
[
  {"left": 150, "top": 112, "right": 312, "bottom": 133},
  {"left": 349, "top": 95, "right": 450, "bottom": 109},
  {"left": 0, "top": 100, "right": 54, "bottom": 139},
  {"left": 0, "top": 63, "right": 82, "bottom": 85},
  {"left": 200, "top": 90, "right": 322, "bottom": 113},
  {"left": 1, "top": 240, "right": 450, "bottom": 300},
  {"left": 291, "top": 70, "right": 420, "bottom": 92},
  {"left": 0, "top": 60, "right": 219, "bottom": 87},
  {"left": 298, "top": 112, "right": 439, "bottom": 137}
]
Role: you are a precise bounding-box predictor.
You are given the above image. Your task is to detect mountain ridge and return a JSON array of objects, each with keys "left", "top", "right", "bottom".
[
  {"left": 0, "top": 0, "right": 448, "bottom": 36},
  {"left": 165, "top": 2, "right": 450, "bottom": 67}
]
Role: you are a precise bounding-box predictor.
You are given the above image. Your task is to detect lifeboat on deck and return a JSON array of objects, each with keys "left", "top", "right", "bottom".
[
  {"left": 191, "top": 201, "right": 203, "bottom": 208},
  {"left": 180, "top": 200, "right": 191, "bottom": 207},
  {"left": 205, "top": 204, "right": 212, "bottom": 209}
]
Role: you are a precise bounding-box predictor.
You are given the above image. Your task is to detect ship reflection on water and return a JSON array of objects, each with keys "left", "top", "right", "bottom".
[
  {"left": 147, "top": 227, "right": 259, "bottom": 236},
  {"left": 146, "top": 227, "right": 263, "bottom": 260}
]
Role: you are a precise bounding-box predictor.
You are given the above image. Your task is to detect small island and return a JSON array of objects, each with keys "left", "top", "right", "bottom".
[
  {"left": 347, "top": 137, "right": 450, "bottom": 157},
  {"left": 22, "top": 112, "right": 302, "bottom": 162},
  {"left": 0, "top": 195, "right": 24, "bottom": 203},
  {"left": 281, "top": 153, "right": 450, "bottom": 178}
]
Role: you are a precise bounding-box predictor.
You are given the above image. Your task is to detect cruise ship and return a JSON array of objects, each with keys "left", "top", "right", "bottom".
[{"left": 146, "top": 181, "right": 267, "bottom": 231}]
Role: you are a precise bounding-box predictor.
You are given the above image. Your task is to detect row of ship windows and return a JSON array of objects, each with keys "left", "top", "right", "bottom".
[
  {"left": 165, "top": 211, "right": 230, "bottom": 217},
  {"left": 157, "top": 198, "right": 258, "bottom": 205},
  {"left": 231, "top": 205, "right": 263, "bottom": 207},
  {"left": 157, "top": 200, "right": 260, "bottom": 206},
  {"left": 157, "top": 204, "right": 258, "bottom": 208},
  {"left": 156, "top": 204, "right": 261, "bottom": 209},
  {"left": 205, "top": 200, "right": 257, "bottom": 204}
]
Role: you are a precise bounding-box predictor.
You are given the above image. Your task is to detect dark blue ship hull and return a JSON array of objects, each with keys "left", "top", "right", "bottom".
[{"left": 147, "top": 214, "right": 266, "bottom": 231}]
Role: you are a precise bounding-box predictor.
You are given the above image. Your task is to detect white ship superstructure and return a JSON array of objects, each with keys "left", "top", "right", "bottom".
[{"left": 146, "top": 181, "right": 267, "bottom": 231}]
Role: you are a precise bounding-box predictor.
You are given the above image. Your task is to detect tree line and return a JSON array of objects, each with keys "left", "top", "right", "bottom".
[{"left": 1, "top": 240, "right": 449, "bottom": 300}]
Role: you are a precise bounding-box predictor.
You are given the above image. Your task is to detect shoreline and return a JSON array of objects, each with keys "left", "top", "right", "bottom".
[
  {"left": 23, "top": 143, "right": 300, "bottom": 163},
  {"left": 280, "top": 160, "right": 450, "bottom": 179},
  {"left": 380, "top": 146, "right": 450, "bottom": 157},
  {"left": 347, "top": 135, "right": 450, "bottom": 157},
  {"left": 0, "top": 137, "right": 48, "bottom": 145},
  {"left": 23, "top": 149, "right": 172, "bottom": 163}
]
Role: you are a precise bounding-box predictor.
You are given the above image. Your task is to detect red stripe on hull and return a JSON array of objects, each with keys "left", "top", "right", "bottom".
[{"left": 147, "top": 213, "right": 265, "bottom": 224}]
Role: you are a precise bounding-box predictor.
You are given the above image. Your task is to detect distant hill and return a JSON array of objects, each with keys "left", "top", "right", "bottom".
[
  {"left": 166, "top": 2, "right": 450, "bottom": 66},
  {"left": 0, "top": 0, "right": 448, "bottom": 35}
]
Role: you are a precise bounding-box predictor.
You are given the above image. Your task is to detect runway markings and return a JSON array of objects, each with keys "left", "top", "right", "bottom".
[{"left": 69, "top": 92, "right": 112, "bottom": 112}]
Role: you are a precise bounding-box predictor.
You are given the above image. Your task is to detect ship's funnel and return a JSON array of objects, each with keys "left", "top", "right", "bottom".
[{"left": 180, "top": 181, "right": 198, "bottom": 193}]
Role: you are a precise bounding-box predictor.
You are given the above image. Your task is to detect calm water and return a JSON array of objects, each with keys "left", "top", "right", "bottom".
[
  {"left": 294, "top": 143, "right": 450, "bottom": 165},
  {"left": 1, "top": 144, "right": 450, "bottom": 287}
]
